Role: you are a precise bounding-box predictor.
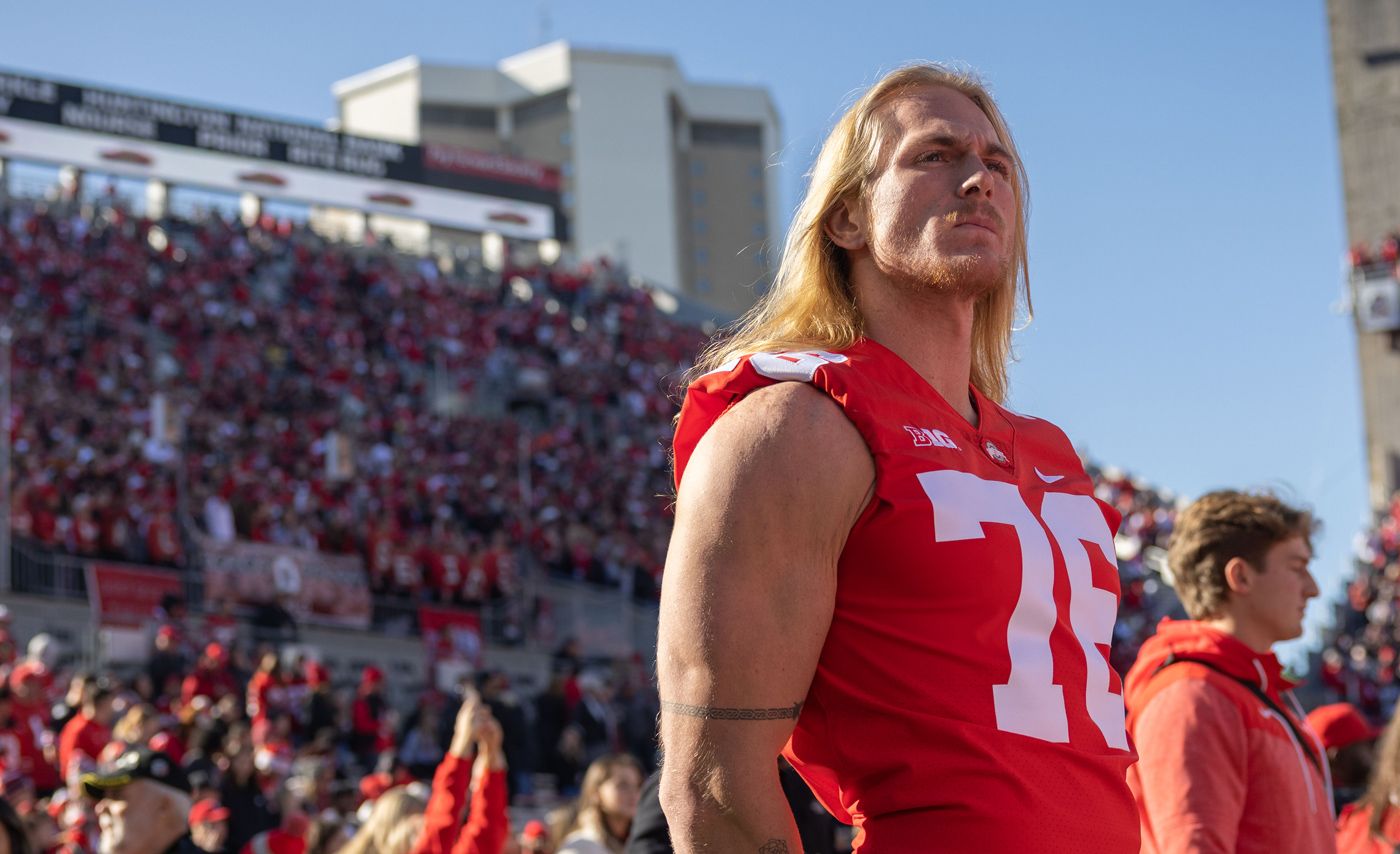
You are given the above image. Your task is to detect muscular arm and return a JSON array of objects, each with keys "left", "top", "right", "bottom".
[{"left": 658, "top": 382, "right": 874, "bottom": 853}]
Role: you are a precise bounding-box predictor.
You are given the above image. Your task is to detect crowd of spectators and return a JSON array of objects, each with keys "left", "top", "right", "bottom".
[
  {"left": 1317, "top": 492, "right": 1400, "bottom": 723},
  {"left": 0, "top": 601, "right": 658, "bottom": 854},
  {"left": 1086, "top": 463, "right": 1186, "bottom": 676},
  {"left": 1349, "top": 234, "right": 1400, "bottom": 274},
  {"left": 0, "top": 200, "right": 704, "bottom": 607}
]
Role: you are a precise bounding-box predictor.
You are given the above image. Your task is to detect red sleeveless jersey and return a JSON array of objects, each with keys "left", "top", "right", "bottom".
[{"left": 672, "top": 339, "right": 1139, "bottom": 853}]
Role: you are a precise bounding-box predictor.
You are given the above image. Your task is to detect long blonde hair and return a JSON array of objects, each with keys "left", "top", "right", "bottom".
[
  {"left": 338, "top": 787, "right": 426, "bottom": 854},
  {"left": 556, "top": 754, "right": 643, "bottom": 854},
  {"left": 695, "top": 62, "right": 1031, "bottom": 404},
  {"left": 1358, "top": 709, "right": 1400, "bottom": 843}
]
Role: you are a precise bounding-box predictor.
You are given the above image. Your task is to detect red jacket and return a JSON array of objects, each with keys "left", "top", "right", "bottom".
[
  {"left": 410, "top": 754, "right": 507, "bottom": 854},
  {"left": 1125, "top": 619, "right": 1336, "bottom": 854}
]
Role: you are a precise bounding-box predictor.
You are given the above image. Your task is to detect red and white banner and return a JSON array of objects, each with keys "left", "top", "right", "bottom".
[
  {"left": 86, "top": 562, "right": 184, "bottom": 628},
  {"left": 201, "top": 538, "right": 371, "bottom": 630},
  {"left": 417, "top": 604, "right": 483, "bottom": 668}
]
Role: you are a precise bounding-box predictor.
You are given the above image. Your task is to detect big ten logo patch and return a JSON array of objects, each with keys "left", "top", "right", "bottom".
[{"left": 904, "top": 426, "right": 960, "bottom": 450}]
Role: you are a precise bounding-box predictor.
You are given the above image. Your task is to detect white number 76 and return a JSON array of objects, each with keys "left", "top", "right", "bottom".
[{"left": 917, "top": 470, "right": 1128, "bottom": 749}]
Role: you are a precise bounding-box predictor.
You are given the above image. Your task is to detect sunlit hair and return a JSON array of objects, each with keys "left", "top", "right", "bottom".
[
  {"left": 694, "top": 62, "right": 1030, "bottom": 403},
  {"left": 111, "top": 703, "right": 156, "bottom": 744},
  {"left": 1357, "top": 709, "right": 1400, "bottom": 843},
  {"left": 555, "top": 754, "right": 644, "bottom": 854},
  {"left": 338, "top": 787, "right": 426, "bottom": 854}
]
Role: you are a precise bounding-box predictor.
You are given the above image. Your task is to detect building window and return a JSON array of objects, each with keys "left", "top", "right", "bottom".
[
  {"left": 691, "top": 160, "right": 706, "bottom": 178},
  {"left": 749, "top": 163, "right": 763, "bottom": 179},
  {"left": 691, "top": 121, "right": 762, "bottom": 148},
  {"left": 694, "top": 219, "right": 708, "bottom": 236},
  {"left": 560, "top": 130, "right": 572, "bottom": 147},
  {"left": 420, "top": 104, "right": 497, "bottom": 129},
  {"left": 562, "top": 190, "right": 575, "bottom": 209},
  {"left": 752, "top": 192, "right": 764, "bottom": 209},
  {"left": 514, "top": 90, "right": 570, "bottom": 127},
  {"left": 561, "top": 162, "right": 574, "bottom": 178},
  {"left": 695, "top": 248, "right": 709, "bottom": 265},
  {"left": 697, "top": 278, "right": 712, "bottom": 293},
  {"left": 752, "top": 223, "right": 766, "bottom": 238},
  {"left": 692, "top": 189, "right": 707, "bottom": 207}
]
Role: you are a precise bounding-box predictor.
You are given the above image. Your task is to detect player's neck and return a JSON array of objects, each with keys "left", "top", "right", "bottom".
[
  {"left": 858, "top": 281, "right": 978, "bottom": 426},
  {"left": 1202, "top": 614, "right": 1277, "bottom": 655}
]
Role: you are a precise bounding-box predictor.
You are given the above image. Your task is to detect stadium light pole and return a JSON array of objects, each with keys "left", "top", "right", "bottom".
[{"left": 0, "top": 323, "right": 11, "bottom": 594}]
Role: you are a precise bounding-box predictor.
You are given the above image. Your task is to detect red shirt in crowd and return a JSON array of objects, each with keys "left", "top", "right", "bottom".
[
  {"left": 181, "top": 666, "right": 239, "bottom": 708},
  {"left": 147, "top": 511, "right": 181, "bottom": 564},
  {"left": 58, "top": 714, "right": 110, "bottom": 784},
  {"left": 247, "top": 671, "right": 285, "bottom": 727}
]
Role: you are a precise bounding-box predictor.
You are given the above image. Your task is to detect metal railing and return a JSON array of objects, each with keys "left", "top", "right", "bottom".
[
  {"left": 3, "top": 537, "right": 660, "bottom": 658},
  {"left": 10, "top": 538, "right": 89, "bottom": 599}
]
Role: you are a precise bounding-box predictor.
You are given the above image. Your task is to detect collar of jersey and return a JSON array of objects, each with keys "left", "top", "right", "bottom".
[{"left": 853, "top": 337, "right": 1017, "bottom": 467}]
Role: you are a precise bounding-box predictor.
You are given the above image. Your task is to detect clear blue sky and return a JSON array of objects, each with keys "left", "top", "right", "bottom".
[{"left": 5, "top": 1, "right": 1360, "bottom": 663}]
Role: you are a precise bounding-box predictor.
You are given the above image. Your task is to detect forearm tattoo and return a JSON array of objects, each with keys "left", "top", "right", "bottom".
[
  {"left": 660, "top": 700, "right": 803, "bottom": 720},
  {"left": 758, "top": 841, "right": 790, "bottom": 854}
]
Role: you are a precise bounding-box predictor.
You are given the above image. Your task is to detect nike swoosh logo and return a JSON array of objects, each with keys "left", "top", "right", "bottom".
[{"left": 1035, "top": 468, "right": 1064, "bottom": 484}]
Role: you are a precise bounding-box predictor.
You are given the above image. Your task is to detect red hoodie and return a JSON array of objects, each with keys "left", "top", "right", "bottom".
[{"left": 1124, "top": 619, "right": 1335, "bottom": 854}]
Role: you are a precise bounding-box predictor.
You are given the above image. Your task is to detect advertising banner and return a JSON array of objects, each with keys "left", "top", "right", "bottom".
[
  {"left": 201, "top": 538, "right": 371, "bottom": 630},
  {"left": 86, "top": 562, "right": 185, "bottom": 628}
]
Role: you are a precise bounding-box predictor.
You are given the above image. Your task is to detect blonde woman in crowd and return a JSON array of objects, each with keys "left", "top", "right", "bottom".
[
  {"left": 555, "top": 755, "right": 643, "bottom": 854},
  {"left": 339, "top": 787, "right": 428, "bottom": 854}
]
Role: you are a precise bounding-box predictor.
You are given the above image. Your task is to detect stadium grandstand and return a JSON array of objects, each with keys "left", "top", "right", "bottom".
[{"left": 0, "top": 62, "right": 1192, "bottom": 854}]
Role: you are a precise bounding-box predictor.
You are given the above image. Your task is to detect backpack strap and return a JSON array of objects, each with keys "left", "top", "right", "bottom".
[{"left": 1152, "top": 653, "right": 1323, "bottom": 777}]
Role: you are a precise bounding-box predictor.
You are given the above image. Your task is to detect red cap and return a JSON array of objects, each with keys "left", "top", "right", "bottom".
[
  {"left": 1306, "top": 703, "right": 1382, "bottom": 751},
  {"left": 189, "top": 799, "right": 231, "bottom": 826},
  {"left": 203, "top": 643, "right": 227, "bottom": 663},
  {"left": 157, "top": 625, "right": 177, "bottom": 640},
  {"left": 359, "top": 772, "right": 392, "bottom": 802},
  {"left": 305, "top": 661, "right": 330, "bottom": 687},
  {"left": 361, "top": 665, "right": 384, "bottom": 686},
  {"left": 521, "top": 820, "right": 549, "bottom": 841}
]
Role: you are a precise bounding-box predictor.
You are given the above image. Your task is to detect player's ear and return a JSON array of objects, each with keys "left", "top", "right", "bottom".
[
  {"left": 824, "top": 195, "right": 867, "bottom": 251},
  {"left": 1222, "top": 557, "right": 1254, "bottom": 596}
]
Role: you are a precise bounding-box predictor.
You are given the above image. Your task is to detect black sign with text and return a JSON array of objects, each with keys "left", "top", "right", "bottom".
[{"left": 0, "top": 69, "right": 563, "bottom": 213}]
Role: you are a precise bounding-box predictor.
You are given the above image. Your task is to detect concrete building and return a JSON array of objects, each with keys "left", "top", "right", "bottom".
[
  {"left": 332, "top": 42, "right": 782, "bottom": 318},
  {"left": 1330, "top": 0, "right": 1400, "bottom": 508}
]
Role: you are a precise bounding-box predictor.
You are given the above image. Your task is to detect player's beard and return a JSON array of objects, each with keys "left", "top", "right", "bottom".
[{"left": 870, "top": 221, "right": 1011, "bottom": 302}]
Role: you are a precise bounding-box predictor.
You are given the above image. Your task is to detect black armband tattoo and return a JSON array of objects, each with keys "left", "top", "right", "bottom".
[
  {"left": 660, "top": 700, "right": 803, "bottom": 720},
  {"left": 758, "top": 841, "right": 790, "bottom": 854}
]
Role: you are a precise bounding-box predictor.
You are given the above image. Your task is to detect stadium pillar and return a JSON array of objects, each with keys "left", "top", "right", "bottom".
[
  {"left": 0, "top": 158, "right": 8, "bottom": 202},
  {"left": 146, "top": 179, "right": 169, "bottom": 220},
  {"left": 0, "top": 324, "right": 10, "bottom": 594}
]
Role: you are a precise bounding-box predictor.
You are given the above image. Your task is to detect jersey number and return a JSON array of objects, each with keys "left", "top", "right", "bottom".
[{"left": 917, "top": 470, "right": 1128, "bottom": 749}]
